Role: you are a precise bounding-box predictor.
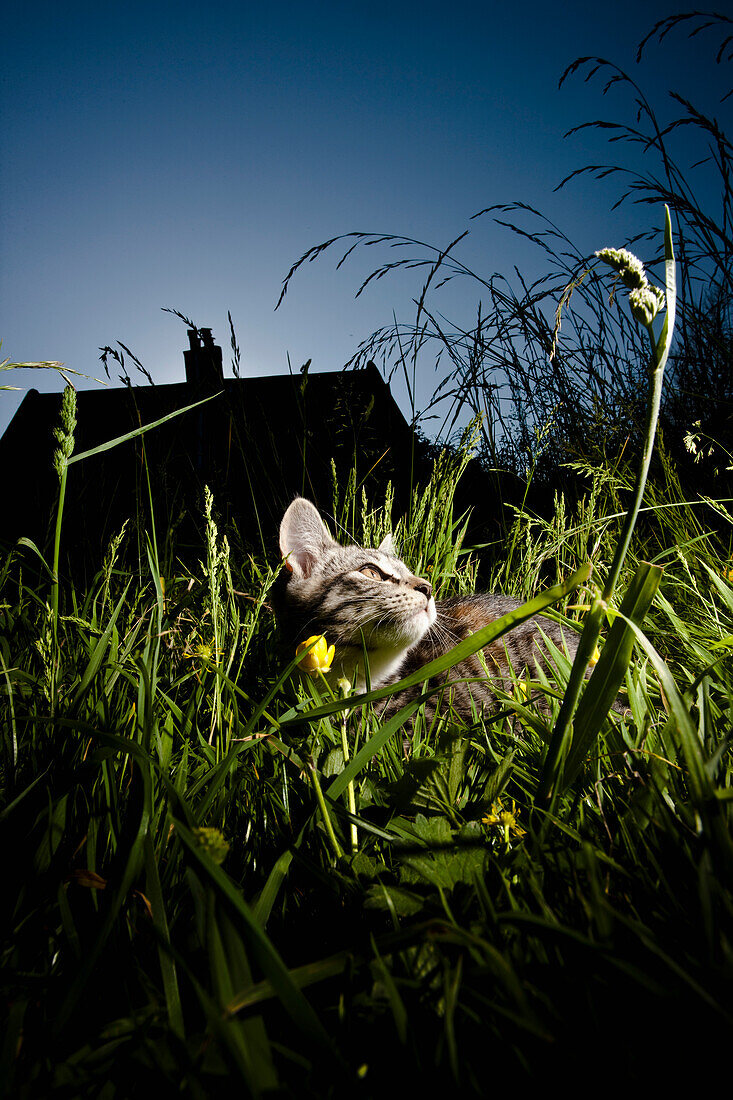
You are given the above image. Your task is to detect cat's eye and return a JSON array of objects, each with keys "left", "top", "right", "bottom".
[{"left": 360, "top": 565, "right": 383, "bottom": 580}]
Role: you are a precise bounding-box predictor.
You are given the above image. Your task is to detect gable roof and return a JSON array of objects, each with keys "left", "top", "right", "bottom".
[{"left": 0, "top": 339, "right": 420, "bottom": 569}]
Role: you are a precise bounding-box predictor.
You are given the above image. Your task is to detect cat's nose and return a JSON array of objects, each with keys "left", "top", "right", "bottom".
[{"left": 411, "top": 576, "right": 432, "bottom": 600}]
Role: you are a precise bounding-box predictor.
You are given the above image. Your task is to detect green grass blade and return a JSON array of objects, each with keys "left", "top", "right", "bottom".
[
  {"left": 67, "top": 391, "right": 221, "bottom": 464},
  {"left": 70, "top": 579, "right": 131, "bottom": 711},
  {"left": 54, "top": 757, "right": 152, "bottom": 1035},
  {"left": 15, "top": 537, "right": 54, "bottom": 580},
  {"left": 173, "top": 819, "right": 341, "bottom": 1061},
  {"left": 252, "top": 848, "right": 295, "bottom": 929},
  {"left": 563, "top": 562, "right": 663, "bottom": 786},
  {"left": 226, "top": 951, "right": 352, "bottom": 1015},
  {"left": 327, "top": 696, "right": 430, "bottom": 800},
  {"left": 612, "top": 614, "right": 713, "bottom": 804},
  {"left": 699, "top": 561, "right": 733, "bottom": 614},
  {"left": 143, "top": 833, "right": 185, "bottom": 1040}
]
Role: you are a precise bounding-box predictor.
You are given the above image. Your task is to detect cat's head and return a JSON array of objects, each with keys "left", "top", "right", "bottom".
[{"left": 278, "top": 497, "right": 436, "bottom": 656}]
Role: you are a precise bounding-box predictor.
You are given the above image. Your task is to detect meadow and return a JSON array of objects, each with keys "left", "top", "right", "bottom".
[{"left": 2, "top": 14, "right": 733, "bottom": 1096}]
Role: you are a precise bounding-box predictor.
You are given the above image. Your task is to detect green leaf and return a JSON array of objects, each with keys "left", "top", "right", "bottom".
[
  {"left": 226, "top": 952, "right": 353, "bottom": 1015},
  {"left": 326, "top": 696, "right": 429, "bottom": 801},
  {"left": 70, "top": 580, "right": 131, "bottom": 711},
  {"left": 364, "top": 884, "right": 425, "bottom": 918},
  {"left": 397, "top": 818, "right": 486, "bottom": 891},
  {"left": 371, "top": 939, "right": 409, "bottom": 1043},
  {"left": 614, "top": 614, "right": 711, "bottom": 803},
  {"left": 67, "top": 391, "right": 221, "bottom": 464},
  {"left": 15, "top": 537, "right": 54, "bottom": 580},
  {"left": 55, "top": 757, "right": 152, "bottom": 1035},
  {"left": 174, "top": 819, "right": 339, "bottom": 1059},
  {"left": 33, "top": 793, "right": 68, "bottom": 874},
  {"left": 699, "top": 561, "right": 733, "bottom": 615},
  {"left": 143, "top": 834, "right": 185, "bottom": 1040},
  {"left": 252, "top": 848, "right": 295, "bottom": 929},
  {"left": 563, "top": 562, "right": 663, "bottom": 786}
]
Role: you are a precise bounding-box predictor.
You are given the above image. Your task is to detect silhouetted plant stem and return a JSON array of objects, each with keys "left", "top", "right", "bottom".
[
  {"left": 50, "top": 385, "right": 76, "bottom": 705},
  {"left": 50, "top": 463, "right": 67, "bottom": 640},
  {"left": 536, "top": 205, "right": 676, "bottom": 809}
]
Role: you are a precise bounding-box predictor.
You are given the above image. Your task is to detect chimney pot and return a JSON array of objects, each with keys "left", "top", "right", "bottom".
[{"left": 183, "top": 327, "right": 224, "bottom": 388}]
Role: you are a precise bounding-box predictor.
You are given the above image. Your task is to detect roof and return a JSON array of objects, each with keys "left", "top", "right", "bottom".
[{"left": 0, "top": 361, "right": 420, "bottom": 570}]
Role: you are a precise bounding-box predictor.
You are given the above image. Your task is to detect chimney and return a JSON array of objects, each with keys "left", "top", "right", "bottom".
[{"left": 183, "top": 328, "right": 224, "bottom": 389}]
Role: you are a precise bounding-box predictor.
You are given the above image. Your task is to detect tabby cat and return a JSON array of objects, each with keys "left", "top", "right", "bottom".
[{"left": 277, "top": 497, "right": 578, "bottom": 722}]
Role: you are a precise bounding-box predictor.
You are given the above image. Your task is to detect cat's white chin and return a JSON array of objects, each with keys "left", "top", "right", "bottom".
[
  {"left": 381, "top": 603, "right": 434, "bottom": 649},
  {"left": 349, "top": 645, "right": 412, "bottom": 691},
  {"left": 413, "top": 598, "right": 437, "bottom": 632},
  {"left": 336, "top": 603, "right": 435, "bottom": 689}
]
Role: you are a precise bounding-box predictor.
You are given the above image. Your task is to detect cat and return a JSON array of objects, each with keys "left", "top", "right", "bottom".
[{"left": 276, "top": 497, "right": 579, "bottom": 724}]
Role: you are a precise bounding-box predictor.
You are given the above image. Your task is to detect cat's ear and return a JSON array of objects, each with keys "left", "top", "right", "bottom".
[
  {"left": 378, "top": 532, "right": 398, "bottom": 557},
  {"left": 279, "top": 498, "right": 335, "bottom": 578}
]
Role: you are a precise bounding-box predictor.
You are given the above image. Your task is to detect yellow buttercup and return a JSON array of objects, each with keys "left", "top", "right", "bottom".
[{"left": 296, "top": 634, "right": 335, "bottom": 675}]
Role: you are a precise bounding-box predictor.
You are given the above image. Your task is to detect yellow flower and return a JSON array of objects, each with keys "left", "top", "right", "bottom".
[
  {"left": 589, "top": 644, "right": 601, "bottom": 667},
  {"left": 482, "top": 800, "right": 526, "bottom": 844},
  {"left": 296, "top": 634, "right": 335, "bottom": 675},
  {"left": 188, "top": 641, "right": 219, "bottom": 662},
  {"left": 182, "top": 637, "right": 223, "bottom": 680}
]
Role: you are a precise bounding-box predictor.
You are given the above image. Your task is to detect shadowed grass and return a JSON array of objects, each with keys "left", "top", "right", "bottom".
[
  {"left": 3, "top": 19, "right": 733, "bottom": 1090},
  {"left": 2, "top": 363, "right": 732, "bottom": 1092}
]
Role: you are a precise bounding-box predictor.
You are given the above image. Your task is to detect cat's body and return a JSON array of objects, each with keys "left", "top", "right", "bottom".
[{"left": 277, "top": 498, "right": 578, "bottom": 723}]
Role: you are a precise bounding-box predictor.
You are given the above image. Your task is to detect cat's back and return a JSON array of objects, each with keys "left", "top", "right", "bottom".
[
  {"left": 394, "top": 591, "right": 576, "bottom": 686},
  {"left": 436, "top": 592, "right": 525, "bottom": 631}
]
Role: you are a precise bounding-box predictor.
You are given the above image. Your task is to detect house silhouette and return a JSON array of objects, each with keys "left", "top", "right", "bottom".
[{"left": 0, "top": 331, "right": 423, "bottom": 573}]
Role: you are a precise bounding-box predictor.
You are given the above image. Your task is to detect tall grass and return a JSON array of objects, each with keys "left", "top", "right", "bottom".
[
  {"left": 3, "top": 17, "right": 733, "bottom": 1093},
  {"left": 2, "top": 215, "right": 733, "bottom": 1094},
  {"left": 276, "top": 13, "right": 732, "bottom": 496}
]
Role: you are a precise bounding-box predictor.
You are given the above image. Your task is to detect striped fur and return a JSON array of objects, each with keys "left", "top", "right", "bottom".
[{"left": 277, "top": 498, "right": 578, "bottom": 721}]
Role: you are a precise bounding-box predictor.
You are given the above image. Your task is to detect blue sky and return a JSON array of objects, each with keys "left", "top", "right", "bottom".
[{"left": 1, "top": 1, "right": 727, "bottom": 435}]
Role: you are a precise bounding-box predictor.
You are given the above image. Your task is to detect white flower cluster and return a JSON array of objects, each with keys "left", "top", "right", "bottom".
[
  {"left": 629, "top": 284, "right": 666, "bottom": 327},
  {"left": 595, "top": 246, "right": 666, "bottom": 326}
]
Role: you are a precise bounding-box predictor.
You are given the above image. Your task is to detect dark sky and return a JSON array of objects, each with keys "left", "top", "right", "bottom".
[{"left": 1, "top": 1, "right": 728, "bottom": 435}]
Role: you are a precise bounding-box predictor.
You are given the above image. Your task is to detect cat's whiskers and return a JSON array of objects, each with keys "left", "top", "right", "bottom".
[
  {"left": 427, "top": 620, "right": 460, "bottom": 654},
  {"left": 278, "top": 497, "right": 584, "bottom": 725}
]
